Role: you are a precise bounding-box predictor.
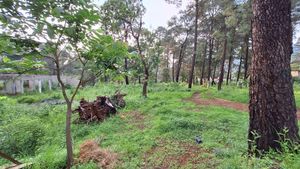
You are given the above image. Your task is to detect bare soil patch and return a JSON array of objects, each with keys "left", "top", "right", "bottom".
[{"left": 143, "top": 140, "right": 216, "bottom": 169}]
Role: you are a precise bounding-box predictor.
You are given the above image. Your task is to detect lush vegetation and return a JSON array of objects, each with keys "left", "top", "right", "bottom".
[
  {"left": 0, "top": 84, "right": 299, "bottom": 168},
  {"left": 1, "top": 0, "right": 300, "bottom": 168}
]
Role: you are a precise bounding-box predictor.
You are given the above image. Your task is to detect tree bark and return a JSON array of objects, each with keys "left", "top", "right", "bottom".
[
  {"left": 236, "top": 52, "right": 243, "bottom": 83},
  {"left": 200, "top": 41, "right": 208, "bottom": 85},
  {"left": 188, "top": 0, "right": 199, "bottom": 89},
  {"left": 66, "top": 104, "right": 73, "bottom": 169},
  {"left": 124, "top": 58, "right": 129, "bottom": 85},
  {"left": 249, "top": 0, "right": 300, "bottom": 154},
  {"left": 218, "top": 35, "right": 228, "bottom": 91},
  {"left": 243, "top": 34, "right": 250, "bottom": 80},
  {"left": 207, "top": 38, "right": 214, "bottom": 83},
  {"left": 175, "top": 31, "right": 189, "bottom": 82},
  {"left": 124, "top": 26, "right": 129, "bottom": 85},
  {"left": 207, "top": 16, "right": 214, "bottom": 84},
  {"left": 129, "top": 15, "right": 148, "bottom": 97},
  {"left": 226, "top": 30, "right": 235, "bottom": 85},
  {"left": 172, "top": 52, "right": 175, "bottom": 82},
  {"left": 212, "top": 63, "right": 217, "bottom": 86}
]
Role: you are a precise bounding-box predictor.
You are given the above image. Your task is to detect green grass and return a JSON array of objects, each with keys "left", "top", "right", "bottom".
[
  {"left": 200, "top": 83, "right": 300, "bottom": 108},
  {"left": 0, "top": 83, "right": 299, "bottom": 168}
]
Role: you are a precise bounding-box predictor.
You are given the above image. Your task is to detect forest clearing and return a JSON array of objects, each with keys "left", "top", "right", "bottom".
[
  {"left": 1, "top": 0, "right": 300, "bottom": 168},
  {"left": 0, "top": 84, "right": 299, "bottom": 168}
]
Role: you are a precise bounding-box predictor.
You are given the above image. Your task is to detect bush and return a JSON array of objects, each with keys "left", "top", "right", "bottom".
[
  {"left": 17, "top": 96, "right": 39, "bottom": 104},
  {"left": 0, "top": 116, "right": 45, "bottom": 156}
]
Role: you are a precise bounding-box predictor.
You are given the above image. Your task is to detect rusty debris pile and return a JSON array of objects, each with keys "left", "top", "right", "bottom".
[{"left": 73, "top": 91, "right": 126, "bottom": 123}]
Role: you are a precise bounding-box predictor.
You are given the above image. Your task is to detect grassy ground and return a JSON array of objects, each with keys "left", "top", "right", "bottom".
[
  {"left": 0, "top": 83, "right": 299, "bottom": 169},
  {"left": 200, "top": 84, "right": 300, "bottom": 108}
]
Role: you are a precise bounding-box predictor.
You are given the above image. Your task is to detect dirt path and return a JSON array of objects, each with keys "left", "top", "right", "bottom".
[{"left": 188, "top": 92, "right": 300, "bottom": 120}]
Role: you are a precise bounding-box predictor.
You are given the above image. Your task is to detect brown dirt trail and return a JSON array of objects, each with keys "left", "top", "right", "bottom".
[{"left": 187, "top": 92, "right": 300, "bottom": 120}]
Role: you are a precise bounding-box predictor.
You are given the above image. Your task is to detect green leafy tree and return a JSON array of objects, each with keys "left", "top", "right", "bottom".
[{"left": 0, "top": 1, "right": 126, "bottom": 168}]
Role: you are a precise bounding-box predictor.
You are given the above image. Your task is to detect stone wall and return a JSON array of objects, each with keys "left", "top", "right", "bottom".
[{"left": 0, "top": 74, "right": 79, "bottom": 94}]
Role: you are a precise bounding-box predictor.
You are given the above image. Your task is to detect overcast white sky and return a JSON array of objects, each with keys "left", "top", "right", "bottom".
[{"left": 93, "top": 0, "right": 189, "bottom": 30}]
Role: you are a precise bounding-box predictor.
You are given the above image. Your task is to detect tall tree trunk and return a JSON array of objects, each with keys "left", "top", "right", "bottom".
[
  {"left": 236, "top": 53, "right": 243, "bottom": 83},
  {"left": 124, "top": 27, "right": 129, "bottom": 85},
  {"left": 207, "top": 16, "right": 214, "bottom": 84},
  {"left": 142, "top": 65, "right": 149, "bottom": 97},
  {"left": 188, "top": 0, "right": 199, "bottom": 89},
  {"left": 207, "top": 38, "right": 214, "bottom": 84},
  {"left": 66, "top": 103, "right": 73, "bottom": 169},
  {"left": 218, "top": 35, "right": 228, "bottom": 91},
  {"left": 137, "top": 41, "right": 149, "bottom": 97},
  {"left": 226, "top": 30, "right": 236, "bottom": 85},
  {"left": 172, "top": 52, "right": 175, "bottom": 82},
  {"left": 243, "top": 34, "right": 250, "bottom": 80},
  {"left": 124, "top": 58, "right": 129, "bottom": 85},
  {"left": 54, "top": 55, "right": 73, "bottom": 169},
  {"left": 200, "top": 41, "right": 208, "bottom": 85},
  {"left": 175, "top": 31, "right": 189, "bottom": 82},
  {"left": 175, "top": 47, "right": 185, "bottom": 82},
  {"left": 155, "top": 65, "right": 159, "bottom": 83},
  {"left": 212, "top": 63, "right": 217, "bottom": 85},
  {"left": 249, "top": 0, "right": 300, "bottom": 154}
]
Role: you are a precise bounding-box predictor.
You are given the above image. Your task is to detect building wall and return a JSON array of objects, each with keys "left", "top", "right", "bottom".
[
  {"left": 0, "top": 74, "right": 79, "bottom": 94},
  {"left": 291, "top": 71, "right": 300, "bottom": 78}
]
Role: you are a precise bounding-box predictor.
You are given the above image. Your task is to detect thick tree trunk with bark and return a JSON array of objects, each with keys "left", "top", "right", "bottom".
[
  {"left": 188, "top": 0, "right": 199, "bottom": 89},
  {"left": 249, "top": 0, "right": 300, "bottom": 154},
  {"left": 218, "top": 35, "right": 227, "bottom": 91},
  {"left": 200, "top": 41, "right": 207, "bottom": 85}
]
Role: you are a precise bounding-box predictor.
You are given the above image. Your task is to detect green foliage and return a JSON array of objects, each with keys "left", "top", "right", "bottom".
[
  {"left": 16, "top": 92, "right": 62, "bottom": 104},
  {"left": 0, "top": 84, "right": 299, "bottom": 168},
  {"left": 0, "top": 116, "right": 45, "bottom": 156},
  {"left": 17, "top": 96, "right": 40, "bottom": 104},
  {"left": 200, "top": 85, "right": 249, "bottom": 104}
]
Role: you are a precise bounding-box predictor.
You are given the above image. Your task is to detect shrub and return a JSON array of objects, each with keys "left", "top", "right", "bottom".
[
  {"left": 17, "top": 96, "right": 39, "bottom": 104},
  {"left": 0, "top": 116, "right": 45, "bottom": 156}
]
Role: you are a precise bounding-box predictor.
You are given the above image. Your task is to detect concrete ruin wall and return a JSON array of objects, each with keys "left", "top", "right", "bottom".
[{"left": 0, "top": 74, "right": 79, "bottom": 94}]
